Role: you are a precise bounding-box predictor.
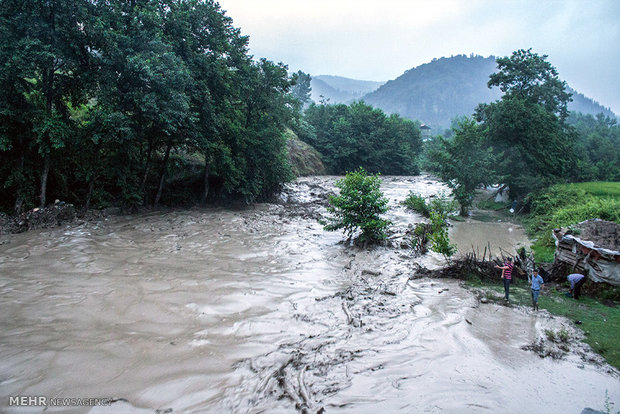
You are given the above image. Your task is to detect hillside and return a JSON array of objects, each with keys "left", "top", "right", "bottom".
[
  {"left": 310, "top": 75, "right": 384, "bottom": 104},
  {"left": 358, "top": 55, "right": 616, "bottom": 130},
  {"left": 285, "top": 130, "right": 326, "bottom": 176}
]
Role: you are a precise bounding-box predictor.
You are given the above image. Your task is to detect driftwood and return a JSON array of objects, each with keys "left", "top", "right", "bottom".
[{"left": 413, "top": 247, "right": 529, "bottom": 282}]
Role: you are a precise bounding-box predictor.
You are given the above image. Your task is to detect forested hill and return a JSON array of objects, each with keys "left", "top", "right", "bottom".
[
  {"left": 359, "top": 55, "right": 616, "bottom": 129},
  {"left": 310, "top": 75, "right": 384, "bottom": 104}
]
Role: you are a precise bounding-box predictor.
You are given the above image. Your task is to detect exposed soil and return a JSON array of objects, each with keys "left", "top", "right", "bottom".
[{"left": 571, "top": 219, "right": 620, "bottom": 251}]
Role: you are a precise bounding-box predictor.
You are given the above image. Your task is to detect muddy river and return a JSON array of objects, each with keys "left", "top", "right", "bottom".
[{"left": 0, "top": 176, "right": 618, "bottom": 413}]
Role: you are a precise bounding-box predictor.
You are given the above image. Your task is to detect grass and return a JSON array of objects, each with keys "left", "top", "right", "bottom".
[
  {"left": 530, "top": 239, "right": 556, "bottom": 263},
  {"left": 464, "top": 275, "right": 620, "bottom": 370},
  {"left": 567, "top": 181, "right": 620, "bottom": 199},
  {"left": 476, "top": 199, "right": 508, "bottom": 211},
  {"left": 522, "top": 181, "right": 620, "bottom": 264}
]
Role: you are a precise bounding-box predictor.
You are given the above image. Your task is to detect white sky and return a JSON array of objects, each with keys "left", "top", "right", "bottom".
[{"left": 217, "top": 0, "right": 620, "bottom": 114}]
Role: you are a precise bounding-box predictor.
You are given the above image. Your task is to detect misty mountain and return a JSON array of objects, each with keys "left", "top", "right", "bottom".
[
  {"left": 310, "top": 75, "right": 384, "bottom": 104},
  {"left": 359, "top": 54, "right": 616, "bottom": 130}
]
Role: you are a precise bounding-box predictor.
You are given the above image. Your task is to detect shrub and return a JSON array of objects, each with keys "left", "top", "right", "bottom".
[
  {"left": 428, "top": 211, "right": 456, "bottom": 260},
  {"left": 322, "top": 168, "right": 391, "bottom": 243},
  {"left": 402, "top": 192, "right": 429, "bottom": 216},
  {"left": 428, "top": 192, "right": 459, "bottom": 217},
  {"left": 403, "top": 191, "right": 457, "bottom": 217}
]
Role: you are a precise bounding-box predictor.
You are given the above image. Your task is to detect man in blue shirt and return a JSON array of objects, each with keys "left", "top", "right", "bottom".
[
  {"left": 567, "top": 273, "right": 586, "bottom": 300},
  {"left": 530, "top": 269, "right": 544, "bottom": 311}
]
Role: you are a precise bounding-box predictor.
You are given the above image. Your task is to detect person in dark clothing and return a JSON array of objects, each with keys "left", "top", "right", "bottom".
[{"left": 567, "top": 273, "right": 586, "bottom": 299}]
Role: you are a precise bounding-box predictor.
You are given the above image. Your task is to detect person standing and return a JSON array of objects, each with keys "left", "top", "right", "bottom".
[
  {"left": 567, "top": 273, "right": 586, "bottom": 299},
  {"left": 495, "top": 257, "right": 514, "bottom": 301},
  {"left": 530, "top": 269, "right": 544, "bottom": 310}
]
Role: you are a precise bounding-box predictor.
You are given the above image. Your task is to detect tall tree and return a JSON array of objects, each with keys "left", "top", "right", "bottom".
[
  {"left": 0, "top": 0, "right": 92, "bottom": 209},
  {"left": 427, "top": 118, "right": 495, "bottom": 215},
  {"left": 0, "top": 0, "right": 297, "bottom": 214},
  {"left": 487, "top": 48, "right": 572, "bottom": 121},
  {"left": 290, "top": 70, "right": 312, "bottom": 108},
  {"left": 476, "top": 49, "right": 576, "bottom": 198}
]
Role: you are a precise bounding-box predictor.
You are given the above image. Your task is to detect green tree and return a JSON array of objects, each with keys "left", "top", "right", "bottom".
[
  {"left": 323, "top": 168, "right": 390, "bottom": 243},
  {"left": 0, "top": 0, "right": 297, "bottom": 214},
  {"left": 303, "top": 101, "right": 421, "bottom": 175},
  {"left": 568, "top": 113, "right": 620, "bottom": 182},
  {"left": 476, "top": 49, "right": 576, "bottom": 198},
  {"left": 487, "top": 48, "right": 572, "bottom": 121},
  {"left": 0, "top": 0, "right": 92, "bottom": 210},
  {"left": 290, "top": 70, "right": 312, "bottom": 108},
  {"left": 427, "top": 118, "right": 495, "bottom": 215}
]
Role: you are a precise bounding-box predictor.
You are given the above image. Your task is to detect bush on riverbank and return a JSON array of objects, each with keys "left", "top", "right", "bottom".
[{"left": 402, "top": 191, "right": 457, "bottom": 217}]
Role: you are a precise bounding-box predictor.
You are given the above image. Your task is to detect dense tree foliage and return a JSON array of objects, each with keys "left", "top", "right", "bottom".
[
  {"left": 424, "top": 50, "right": 614, "bottom": 208},
  {"left": 475, "top": 49, "right": 577, "bottom": 198},
  {"left": 290, "top": 70, "right": 312, "bottom": 108},
  {"left": 426, "top": 118, "right": 496, "bottom": 215},
  {"left": 0, "top": 0, "right": 294, "bottom": 214},
  {"left": 322, "top": 168, "right": 390, "bottom": 243},
  {"left": 303, "top": 101, "right": 422, "bottom": 175},
  {"left": 567, "top": 113, "right": 620, "bottom": 182}
]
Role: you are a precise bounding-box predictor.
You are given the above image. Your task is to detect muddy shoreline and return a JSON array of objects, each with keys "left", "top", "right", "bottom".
[{"left": 1, "top": 176, "right": 618, "bottom": 413}]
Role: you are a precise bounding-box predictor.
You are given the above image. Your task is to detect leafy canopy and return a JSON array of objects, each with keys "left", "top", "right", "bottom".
[
  {"left": 303, "top": 101, "right": 422, "bottom": 175},
  {"left": 323, "top": 168, "right": 391, "bottom": 244},
  {"left": 427, "top": 117, "right": 495, "bottom": 215},
  {"left": 476, "top": 49, "right": 577, "bottom": 198}
]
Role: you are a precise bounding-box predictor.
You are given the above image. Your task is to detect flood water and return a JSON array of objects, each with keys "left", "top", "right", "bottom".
[{"left": 0, "top": 176, "right": 618, "bottom": 413}]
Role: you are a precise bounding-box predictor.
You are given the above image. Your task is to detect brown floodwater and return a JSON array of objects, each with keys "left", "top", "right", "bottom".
[{"left": 0, "top": 176, "right": 618, "bottom": 413}]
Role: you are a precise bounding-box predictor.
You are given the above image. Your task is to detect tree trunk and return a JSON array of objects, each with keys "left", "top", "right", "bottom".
[
  {"left": 200, "top": 157, "right": 210, "bottom": 205},
  {"left": 460, "top": 204, "right": 468, "bottom": 217},
  {"left": 154, "top": 141, "right": 172, "bottom": 207},
  {"left": 14, "top": 152, "right": 25, "bottom": 214},
  {"left": 40, "top": 153, "right": 50, "bottom": 208},
  {"left": 84, "top": 177, "right": 97, "bottom": 212},
  {"left": 140, "top": 138, "right": 153, "bottom": 205},
  {"left": 39, "top": 1, "right": 55, "bottom": 210}
]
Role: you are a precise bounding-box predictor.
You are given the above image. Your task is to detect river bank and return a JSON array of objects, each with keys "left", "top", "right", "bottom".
[{"left": 1, "top": 176, "right": 618, "bottom": 413}]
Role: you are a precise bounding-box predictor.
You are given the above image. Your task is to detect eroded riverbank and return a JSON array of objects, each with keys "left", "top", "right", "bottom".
[{"left": 0, "top": 176, "right": 618, "bottom": 413}]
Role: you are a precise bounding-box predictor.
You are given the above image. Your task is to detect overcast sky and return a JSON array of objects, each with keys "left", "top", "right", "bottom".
[{"left": 217, "top": 0, "right": 620, "bottom": 115}]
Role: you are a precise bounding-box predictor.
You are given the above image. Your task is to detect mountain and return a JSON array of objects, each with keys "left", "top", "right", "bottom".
[
  {"left": 358, "top": 55, "right": 616, "bottom": 130},
  {"left": 310, "top": 75, "right": 384, "bottom": 104}
]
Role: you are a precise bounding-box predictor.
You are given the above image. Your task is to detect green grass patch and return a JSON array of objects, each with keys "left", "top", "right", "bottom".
[
  {"left": 567, "top": 181, "right": 620, "bottom": 199},
  {"left": 525, "top": 181, "right": 620, "bottom": 263},
  {"left": 530, "top": 239, "right": 555, "bottom": 263},
  {"left": 476, "top": 199, "right": 508, "bottom": 211},
  {"left": 538, "top": 291, "right": 620, "bottom": 368},
  {"left": 465, "top": 278, "right": 620, "bottom": 370},
  {"left": 469, "top": 211, "right": 500, "bottom": 223}
]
